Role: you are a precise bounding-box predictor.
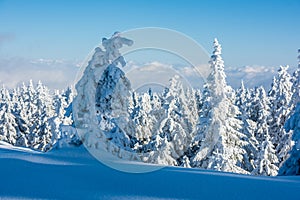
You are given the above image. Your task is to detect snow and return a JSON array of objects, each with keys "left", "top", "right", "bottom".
[
  {"left": 0, "top": 144, "right": 299, "bottom": 200},
  {"left": 1, "top": 33, "right": 300, "bottom": 199}
]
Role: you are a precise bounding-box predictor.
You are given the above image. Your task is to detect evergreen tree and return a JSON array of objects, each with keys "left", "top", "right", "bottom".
[
  {"left": 235, "top": 81, "right": 258, "bottom": 172},
  {"left": 268, "top": 66, "right": 292, "bottom": 144},
  {"left": 10, "top": 87, "right": 28, "bottom": 147},
  {"left": 146, "top": 136, "right": 177, "bottom": 166},
  {"left": 132, "top": 92, "right": 156, "bottom": 143},
  {"left": 279, "top": 102, "right": 300, "bottom": 175},
  {"left": 268, "top": 66, "right": 293, "bottom": 164},
  {"left": 192, "top": 39, "right": 248, "bottom": 174},
  {"left": 20, "top": 81, "right": 38, "bottom": 146},
  {"left": 250, "top": 87, "right": 280, "bottom": 174},
  {"left": 289, "top": 49, "right": 300, "bottom": 107},
  {"left": 251, "top": 87, "right": 271, "bottom": 144},
  {"left": 148, "top": 76, "right": 189, "bottom": 165},
  {"left": 252, "top": 132, "right": 279, "bottom": 176},
  {"left": 0, "top": 87, "right": 18, "bottom": 145}
]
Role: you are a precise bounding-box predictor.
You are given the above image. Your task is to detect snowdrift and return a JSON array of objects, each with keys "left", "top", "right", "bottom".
[{"left": 0, "top": 144, "right": 299, "bottom": 200}]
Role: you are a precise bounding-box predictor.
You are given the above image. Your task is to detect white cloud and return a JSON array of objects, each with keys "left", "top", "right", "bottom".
[
  {"left": 226, "top": 65, "right": 279, "bottom": 89},
  {"left": 0, "top": 57, "right": 285, "bottom": 93},
  {"left": 124, "top": 61, "right": 207, "bottom": 91},
  {"left": 0, "top": 57, "right": 80, "bottom": 90},
  {"left": 125, "top": 61, "right": 285, "bottom": 91}
]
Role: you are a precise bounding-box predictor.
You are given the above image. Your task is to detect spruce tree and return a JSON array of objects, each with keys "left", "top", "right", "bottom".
[
  {"left": 252, "top": 132, "right": 279, "bottom": 176},
  {"left": 279, "top": 102, "right": 300, "bottom": 175},
  {"left": 236, "top": 81, "right": 258, "bottom": 172},
  {"left": 268, "top": 66, "right": 293, "bottom": 164},
  {"left": 192, "top": 39, "right": 248, "bottom": 174}
]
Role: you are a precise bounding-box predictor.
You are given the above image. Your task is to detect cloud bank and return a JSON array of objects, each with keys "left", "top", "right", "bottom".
[
  {"left": 0, "top": 57, "right": 289, "bottom": 92},
  {"left": 0, "top": 57, "right": 80, "bottom": 90}
]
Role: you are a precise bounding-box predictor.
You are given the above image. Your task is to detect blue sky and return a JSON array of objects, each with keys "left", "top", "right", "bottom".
[{"left": 0, "top": 0, "right": 299, "bottom": 89}]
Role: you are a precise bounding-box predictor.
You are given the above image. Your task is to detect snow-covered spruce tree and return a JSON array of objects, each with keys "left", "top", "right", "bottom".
[
  {"left": 235, "top": 81, "right": 258, "bottom": 172},
  {"left": 145, "top": 76, "right": 189, "bottom": 166},
  {"left": 268, "top": 66, "right": 293, "bottom": 142},
  {"left": 20, "top": 80, "right": 39, "bottom": 147},
  {"left": 251, "top": 131, "right": 279, "bottom": 176},
  {"left": 146, "top": 136, "right": 178, "bottom": 166},
  {"left": 131, "top": 92, "right": 157, "bottom": 144},
  {"left": 182, "top": 87, "right": 199, "bottom": 140},
  {"left": 95, "top": 63, "right": 136, "bottom": 156},
  {"left": 73, "top": 32, "right": 136, "bottom": 159},
  {"left": 249, "top": 86, "right": 279, "bottom": 175},
  {"left": 30, "top": 81, "right": 60, "bottom": 151},
  {"left": 10, "top": 88, "right": 29, "bottom": 147},
  {"left": 279, "top": 102, "right": 300, "bottom": 175},
  {"left": 0, "top": 87, "right": 18, "bottom": 145},
  {"left": 267, "top": 66, "right": 293, "bottom": 165},
  {"left": 279, "top": 49, "right": 300, "bottom": 171},
  {"left": 289, "top": 49, "right": 300, "bottom": 109},
  {"left": 191, "top": 39, "right": 248, "bottom": 174},
  {"left": 249, "top": 87, "right": 270, "bottom": 143}
]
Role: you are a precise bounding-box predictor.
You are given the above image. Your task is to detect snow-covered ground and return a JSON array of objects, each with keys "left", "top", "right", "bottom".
[{"left": 0, "top": 142, "right": 299, "bottom": 200}]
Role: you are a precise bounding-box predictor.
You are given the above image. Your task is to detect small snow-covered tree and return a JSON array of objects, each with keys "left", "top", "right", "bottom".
[
  {"left": 132, "top": 92, "right": 156, "bottom": 143},
  {"left": 180, "top": 155, "right": 191, "bottom": 168},
  {"left": 182, "top": 87, "right": 199, "bottom": 139},
  {"left": 146, "top": 135, "right": 177, "bottom": 166},
  {"left": 251, "top": 87, "right": 271, "bottom": 144},
  {"left": 252, "top": 132, "right": 279, "bottom": 176},
  {"left": 250, "top": 87, "right": 280, "bottom": 175},
  {"left": 235, "top": 81, "right": 259, "bottom": 172}
]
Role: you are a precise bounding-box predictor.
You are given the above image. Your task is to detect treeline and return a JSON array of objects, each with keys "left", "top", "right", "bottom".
[
  {"left": 1, "top": 37, "right": 300, "bottom": 176},
  {"left": 0, "top": 80, "right": 80, "bottom": 151},
  {"left": 94, "top": 39, "right": 300, "bottom": 176}
]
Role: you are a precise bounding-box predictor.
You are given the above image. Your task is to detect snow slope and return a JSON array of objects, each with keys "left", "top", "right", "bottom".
[{"left": 0, "top": 143, "right": 299, "bottom": 200}]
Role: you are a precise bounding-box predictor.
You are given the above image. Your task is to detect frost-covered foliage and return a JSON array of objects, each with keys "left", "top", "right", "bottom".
[
  {"left": 279, "top": 103, "right": 300, "bottom": 175},
  {"left": 191, "top": 39, "right": 248, "bottom": 174},
  {"left": 1, "top": 34, "right": 299, "bottom": 176},
  {"left": 0, "top": 82, "right": 80, "bottom": 152},
  {"left": 279, "top": 50, "right": 300, "bottom": 175}
]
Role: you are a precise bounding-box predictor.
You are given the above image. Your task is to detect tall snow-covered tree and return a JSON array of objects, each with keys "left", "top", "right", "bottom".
[
  {"left": 11, "top": 88, "right": 29, "bottom": 147},
  {"left": 192, "top": 39, "right": 248, "bottom": 174},
  {"left": 268, "top": 66, "right": 293, "bottom": 164},
  {"left": 0, "top": 87, "right": 18, "bottom": 145},
  {"left": 289, "top": 49, "right": 300, "bottom": 107},
  {"left": 279, "top": 102, "right": 300, "bottom": 175},
  {"left": 268, "top": 66, "right": 292, "bottom": 143},
  {"left": 235, "top": 81, "right": 258, "bottom": 172}
]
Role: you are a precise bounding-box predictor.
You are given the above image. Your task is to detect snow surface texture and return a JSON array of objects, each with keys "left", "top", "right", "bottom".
[{"left": 0, "top": 143, "right": 299, "bottom": 200}]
